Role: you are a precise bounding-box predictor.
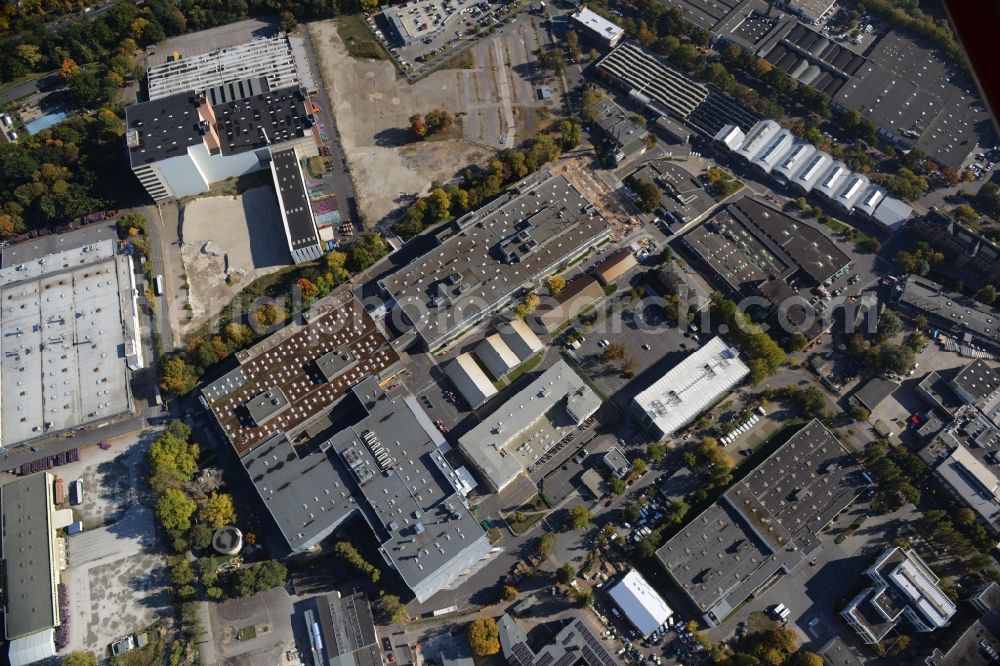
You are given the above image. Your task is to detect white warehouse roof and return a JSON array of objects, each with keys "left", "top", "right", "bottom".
[
  {"left": 833, "top": 173, "right": 870, "bottom": 211},
  {"left": 445, "top": 354, "right": 497, "bottom": 408},
  {"left": 714, "top": 124, "right": 746, "bottom": 151},
  {"left": 499, "top": 319, "right": 544, "bottom": 361},
  {"left": 771, "top": 141, "right": 815, "bottom": 182},
  {"left": 632, "top": 337, "right": 749, "bottom": 437},
  {"left": 791, "top": 150, "right": 833, "bottom": 192},
  {"left": 608, "top": 570, "right": 673, "bottom": 637},
  {"left": 735, "top": 120, "right": 781, "bottom": 162},
  {"left": 814, "top": 161, "right": 850, "bottom": 199},
  {"left": 571, "top": 7, "right": 625, "bottom": 44},
  {"left": 854, "top": 184, "right": 886, "bottom": 217},
  {"left": 872, "top": 197, "right": 912, "bottom": 231},
  {"left": 476, "top": 334, "right": 520, "bottom": 378},
  {"left": 751, "top": 129, "right": 796, "bottom": 173}
]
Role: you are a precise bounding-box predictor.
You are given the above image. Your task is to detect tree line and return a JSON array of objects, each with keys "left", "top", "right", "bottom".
[
  {"left": 392, "top": 123, "right": 581, "bottom": 240},
  {"left": 159, "top": 235, "right": 386, "bottom": 396}
]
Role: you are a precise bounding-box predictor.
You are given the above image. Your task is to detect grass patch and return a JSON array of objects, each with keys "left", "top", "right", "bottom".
[
  {"left": 337, "top": 15, "right": 390, "bottom": 61},
  {"left": 746, "top": 611, "right": 777, "bottom": 634},
  {"left": 603, "top": 283, "right": 618, "bottom": 296},
  {"left": 508, "top": 509, "right": 546, "bottom": 535},
  {"left": 203, "top": 170, "right": 273, "bottom": 198},
  {"left": 438, "top": 48, "right": 475, "bottom": 70},
  {"left": 236, "top": 625, "right": 257, "bottom": 641},
  {"left": 505, "top": 353, "right": 542, "bottom": 383},
  {"left": 487, "top": 527, "right": 503, "bottom": 544},
  {"left": 306, "top": 156, "right": 326, "bottom": 178}
]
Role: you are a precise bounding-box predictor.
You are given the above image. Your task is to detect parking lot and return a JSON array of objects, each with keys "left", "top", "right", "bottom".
[
  {"left": 59, "top": 431, "right": 171, "bottom": 656},
  {"left": 372, "top": 0, "right": 521, "bottom": 76}
]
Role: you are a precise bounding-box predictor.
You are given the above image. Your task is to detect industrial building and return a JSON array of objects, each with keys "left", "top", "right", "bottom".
[
  {"left": 270, "top": 147, "right": 323, "bottom": 263},
  {"left": 588, "top": 98, "right": 650, "bottom": 165},
  {"left": 126, "top": 82, "right": 315, "bottom": 202},
  {"left": 498, "top": 319, "right": 544, "bottom": 361},
  {"left": 909, "top": 209, "right": 1000, "bottom": 291},
  {"left": 378, "top": 171, "right": 610, "bottom": 350},
  {"left": 2, "top": 473, "right": 74, "bottom": 666},
  {"left": 594, "top": 249, "right": 637, "bottom": 285},
  {"left": 458, "top": 360, "right": 601, "bottom": 492},
  {"left": 445, "top": 353, "right": 498, "bottom": 408},
  {"left": 681, "top": 197, "right": 847, "bottom": 341},
  {"left": 476, "top": 334, "right": 522, "bottom": 379},
  {"left": 657, "top": 420, "right": 867, "bottom": 625},
  {"left": 498, "top": 613, "right": 617, "bottom": 666},
  {"left": 314, "top": 590, "right": 380, "bottom": 666},
  {"left": 606, "top": 570, "right": 673, "bottom": 637},
  {"left": 631, "top": 337, "right": 749, "bottom": 439},
  {"left": 841, "top": 547, "right": 957, "bottom": 644},
  {"left": 535, "top": 274, "right": 607, "bottom": 333},
  {"left": 570, "top": 7, "right": 624, "bottom": 47},
  {"left": 595, "top": 42, "right": 760, "bottom": 138},
  {"left": 893, "top": 276, "right": 1000, "bottom": 352},
  {"left": 146, "top": 35, "right": 301, "bottom": 101},
  {"left": 715, "top": 120, "right": 912, "bottom": 226},
  {"left": 201, "top": 292, "right": 498, "bottom": 602},
  {"left": 624, "top": 160, "right": 716, "bottom": 234},
  {"left": 0, "top": 227, "right": 141, "bottom": 448}
]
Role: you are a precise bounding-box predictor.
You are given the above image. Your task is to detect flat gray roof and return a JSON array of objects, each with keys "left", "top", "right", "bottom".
[
  {"left": 458, "top": 360, "right": 601, "bottom": 491},
  {"left": 1, "top": 238, "right": 134, "bottom": 446},
  {"left": 240, "top": 377, "right": 493, "bottom": 602},
  {"left": 315, "top": 590, "right": 379, "bottom": 666},
  {"left": 852, "top": 377, "right": 899, "bottom": 412},
  {"left": 1, "top": 474, "right": 58, "bottom": 639},
  {"left": 895, "top": 275, "right": 1000, "bottom": 348},
  {"left": 626, "top": 160, "right": 715, "bottom": 230},
  {"left": 658, "top": 420, "right": 866, "bottom": 620},
  {"left": 271, "top": 147, "right": 321, "bottom": 250},
  {"left": 499, "top": 614, "right": 617, "bottom": 666},
  {"left": 0, "top": 224, "right": 116, "bottom": 267},
  {"left": 379, "top": 170, "right": 610, "bottom": 348}
]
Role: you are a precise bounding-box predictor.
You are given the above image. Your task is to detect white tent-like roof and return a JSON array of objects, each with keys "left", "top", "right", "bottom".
[
  {"left": 7, "top": 629, "right": 56, "bottom": 666},
  {"left": 608, "top": 570, "right": 673, "bottom": 637}
]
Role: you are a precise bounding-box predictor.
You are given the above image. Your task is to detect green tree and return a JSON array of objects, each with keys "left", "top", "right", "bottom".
[
  {"left": 648, "top": 443, "right": 666, "bottom": 463},
  {"left": 627, "top": 177, "right": 660, "bottom": 212},
  {"left": 159, "top": 355, "right": 198, "bottom": 395},
  {"left": 502, "top": 585, "right": 518, "bottom": 601},
  {"left": 536, "top": 532, "right": 556, "bottom": 559},
  {"left": 347, "top": 233, "right": 388, "bottom": 272},
  {"left": 169, "top": 556, "right": 196, "bottom": 586},
  {"left": 546, "top": 274, "right": 566, "bottom": 295},
  {"left": 147, "top": 426, "right": 200, "bottom": 482},
  {"left": 557, "top": 562, "right": 577, "bottom": 584},
  {"left": 334, "top": 541, "right": 381, "bottom": 583},
  {"left": 200, "top": 492, "right": 236, "bottom": 529},
  {"left": 569, "top": 505, "right": 591, "bottom": 530},
  {"left": 190, "top": 523, "right": 213, "bottom": 550},
  {"left": 156, "top": 487, "right": 197, "bottom": 533},
  {"left": 376, "top": 593, "right": 409, "bottom": 624},
  {"left": 975, "top": 285, "right": 998, "bottom": 305},
  {"left": 608, "top": 476, "right": 627, "bottom": 495},
  {"left": 849, "top": 405, "right": 872, "bottom": 422},
  {"left": 574, "top": 589, "right": 594, "bottom": 607},
  {"left": 786, "top": 332, "right": 809, "bottom": 352},
  {"left": 468, "top": 617, "right": 500, "bottom": 656},
  {"left": 793, "top": 653, "right": 824, "bottom": 666}
]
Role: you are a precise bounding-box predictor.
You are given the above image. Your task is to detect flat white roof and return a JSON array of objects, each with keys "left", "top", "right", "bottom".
[
  {"left": 872, "top": 197, "right": 912, "bottom": 230},
  {"left": 633, "top": 337, "right": 749, "bottom": 436},
  {"left": 571, "top": 7, "right": 624, "bottom": 42},
  {"left": 608, "top": 570, "right": 672, "bottom": 637},
  {"left": 888, "top": 557, "right": 956, "bottom": 628}
]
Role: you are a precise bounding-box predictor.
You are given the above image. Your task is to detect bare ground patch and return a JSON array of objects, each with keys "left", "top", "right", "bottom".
[
  {"left": 179, "top": 187, "right": 291, "bottom": 334},
  {"left": 309, "top": 19, "right": 491, "bottom": 226}
]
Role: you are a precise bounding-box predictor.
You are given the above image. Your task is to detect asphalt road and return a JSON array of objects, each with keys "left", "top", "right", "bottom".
[{"left": 301, "top": 28, "right": 363, "bottom": 232}]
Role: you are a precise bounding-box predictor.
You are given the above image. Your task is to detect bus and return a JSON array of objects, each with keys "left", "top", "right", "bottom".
[{"left": 154, "top": 274, "right": 164, "bottom": 296}]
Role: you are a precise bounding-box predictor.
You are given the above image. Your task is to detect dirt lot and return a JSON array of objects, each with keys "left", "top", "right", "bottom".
[
  {"left": 309, "top": 18, "right": 560, "bottom": 227},
  {"left": 179, "top": 187, "right": 291, "bottom": 334}
]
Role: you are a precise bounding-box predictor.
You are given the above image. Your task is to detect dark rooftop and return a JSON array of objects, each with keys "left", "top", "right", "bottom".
[
  {"left": 125, "top": 83, "right": 312, "bottom": 167},
  {"left": 316, "top": 590, "right": 380, "bottom": 666},
  {"left": 953, "top": 360, "right": 1000, "bottom": 404},
  {"left": 271, "top": 147, "right": 320, "bottom": 249},
  {"left": 203, "top": 292, "right": 401, "bottom": 455},
  {"left": 852, "top": 377, "right": 899, "bottom": 412}
]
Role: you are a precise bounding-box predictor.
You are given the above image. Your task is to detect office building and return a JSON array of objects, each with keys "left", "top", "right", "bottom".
[
  {"left": 658, "top": 420, "right": 866, "bottom": 625},
  {"left": 841, "top": 547, "right": 956, "bottom": 644},
  {"left": 631, "top": 337, "right": 749, "bottom": 439},
  {"left": 458, "top": 360, "right": 600, "bottom": 492},
  {"left": 2, "top": 474, "right": 74, "bottom": 666},
  {"left": 910, "top": 209, "right": 1000, "bottom": 290},
  {"left": 607, "top": 570, "right": 673, "bottom": 637},
  {"left": 498, "top": 613, "right": 618, "bottom": 666},
  {"left": 378, "top": 171, "right": 610, "bottom": 350},
  {"left": 0, "top": 227, "right": 141, "bottom": 447},
  {"left": 314, "top": 590, "right": 380, "bottom": 666},
  {"left": 570, "top": 7, "right": 625, "bottom": 47},
  {"left": 893, "top": 276, "right": 1000, "bottom": 352},
  {"left": 126, "top": 82, "right": 315, "bottom": 202},
  {"left": 589, "top": 98, "right": 650, "bottom": 164}
]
